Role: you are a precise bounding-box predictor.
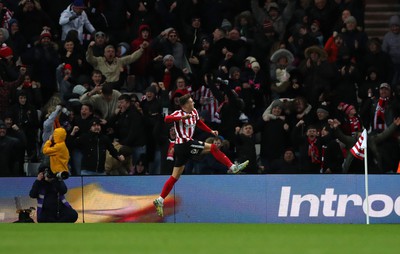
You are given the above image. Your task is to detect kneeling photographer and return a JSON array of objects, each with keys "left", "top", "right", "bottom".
[{"left": 29, "top": 166, "right": 78, "bottom": 223}]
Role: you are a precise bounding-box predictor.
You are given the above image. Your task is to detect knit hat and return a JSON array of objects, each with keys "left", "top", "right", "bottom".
[
  {"left": 263, "top": 20, "right": 274, "bottom": 33},
  {"left": 72, "top": 84, "right": 87, "bottom": 96},
  {"left": 64, "top": 63, "right": 72, "bottom": 71},
  {"left": 8, "top": 18, "right": 18, "bottom": 27},
  {"left": 146, "top": 85, "right": 157, "bottom": 94},
  {"left": 73, "top": 0, "right": 86, "bottom": 8},
  {"left": 316, "top": 105, "right": 329, "bottom": 115},
  {"left": 91, "top": 117, "right": 101, "bottom": 126},
  {"left": 229, "top": 66, "right": 240, "bottom": 76},
  {"left": 163, "top": 54, "right": 174, "bottom": 63},
  {"left": 389, "top": 15, "right": 400, "bottom": 26},
  {"left": 345, "top": 16, "right": 357, "bottom": 24},
  {"left": 221, "top": 18, "right": 232, "bottom": 31},
  {"left": 251, "top": 61, "right": 260, "bottom": 70},
  {"left": 0, "top": 28, "right": 9, "bottom": 41},
  {"left": 0, "top": 120, "right": 6, "bottom": 129},
  {"left": 0, "top": 44, "right": 13, "bottom": 59},
  {"left": 271, "top": 99, "right": 283, "bottom": 109},
  {"left": 95, "top": 31, "right": 106, "bottom": 38},
  {"left": 339, "top": 102, "right": 355, "bottom": 115},
  {"left": 267, "top": 2, "right": 279, "bottom": 12},
  {"left": 40, "top": 29, "right": 52, "bottom": 39}
]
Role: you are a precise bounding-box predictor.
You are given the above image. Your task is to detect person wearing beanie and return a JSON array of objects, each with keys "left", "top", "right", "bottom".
[
  {"left": 0, "top": 44, "right": 12, "bottom": 59},
  {"left": 59, "top": 0, "right": 96, "bottom": 43},
  {"left": 221, "top": 18, "right": 232, "bottom": 32},
  {"left": 382, "top": 15, "right": 400, "bottom": 86},
  {"left": 338, "top": 102, "right": 361, "bottom": 136}
]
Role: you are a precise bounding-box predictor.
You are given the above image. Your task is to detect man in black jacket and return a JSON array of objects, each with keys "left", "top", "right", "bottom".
[
  {"left": 108, "top": 94, "right": 146, "bottom": 165},
  {"left": 70, "top": 117, "right": 124, "bottom": 175}
]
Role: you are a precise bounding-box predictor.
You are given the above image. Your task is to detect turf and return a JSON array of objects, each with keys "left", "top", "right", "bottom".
[{"left": 0, "top": 224, "right": 399, "bottom": 254}]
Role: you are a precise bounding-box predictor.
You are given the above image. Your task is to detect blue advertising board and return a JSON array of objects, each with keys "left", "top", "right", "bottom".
[{"left": 0, "top": 175, "right": 399, "bottom": 223}]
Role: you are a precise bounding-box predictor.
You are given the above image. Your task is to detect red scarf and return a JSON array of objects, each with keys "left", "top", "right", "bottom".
[
  {"left": 308, "top": 138, "right": 321, "bottom": 164},
  {"left": 374, "top": 97, "right": 387, "bottom": 131},
  {"left": 349, "top": 116, "right": 361, "bottom": 136}
]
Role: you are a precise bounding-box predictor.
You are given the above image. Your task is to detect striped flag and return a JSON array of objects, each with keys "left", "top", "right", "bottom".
[{"left": 350, "top": 129, "right": 367, "bottom": 160}]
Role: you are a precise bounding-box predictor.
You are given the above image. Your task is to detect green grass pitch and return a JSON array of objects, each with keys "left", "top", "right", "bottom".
[{"left": 1, "top": 224, "right": 399, "bottom": 254}]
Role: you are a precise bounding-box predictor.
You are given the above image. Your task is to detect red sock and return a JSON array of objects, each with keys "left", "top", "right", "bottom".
[
  {"left": 210, "top": 144, "right": 234, "bottom": 168},
  {"left": 160, "top": 176, "right": 178, "bottom": 199}
]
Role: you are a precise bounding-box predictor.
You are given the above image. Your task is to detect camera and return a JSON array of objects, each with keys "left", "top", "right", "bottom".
[{"left": 44, "top": 168, "right": 69, "bottom": 180}]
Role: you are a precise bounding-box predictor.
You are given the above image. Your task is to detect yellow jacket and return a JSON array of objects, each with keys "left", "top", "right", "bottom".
[{"left": 42, "top": 128, "right": 70, "bottom": 174}]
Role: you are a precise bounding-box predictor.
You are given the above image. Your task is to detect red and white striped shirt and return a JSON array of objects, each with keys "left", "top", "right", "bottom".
[
  {"left": 165, "top": 108, "right": 212, "bottom": 144},
  {"left": 194, "top": 85, "right": 221, "bottom": 123}
]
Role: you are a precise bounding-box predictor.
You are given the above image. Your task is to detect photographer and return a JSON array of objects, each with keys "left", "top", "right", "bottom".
[{"left": 29, "top": 166, "right": 78, "bottom": 223}]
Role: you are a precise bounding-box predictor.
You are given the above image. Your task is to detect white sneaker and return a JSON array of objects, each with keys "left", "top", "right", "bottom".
[
  {"left": 153, "top": 199, "right": 164, "bottom": 217},
  {"left": 229, "top": 160, "right": 249, "bottom": 174}
]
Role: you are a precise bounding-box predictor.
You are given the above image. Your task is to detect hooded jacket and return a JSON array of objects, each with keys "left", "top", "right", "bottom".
[{"left": 42, "top": 128, "right": 70, "bottom": 174}]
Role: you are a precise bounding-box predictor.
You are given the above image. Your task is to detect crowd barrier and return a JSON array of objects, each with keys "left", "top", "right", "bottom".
[{"left": 1, "top": 175, "right": 399, "bottom": 223}]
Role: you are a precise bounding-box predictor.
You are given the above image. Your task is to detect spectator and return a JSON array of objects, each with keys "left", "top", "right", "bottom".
[
  {"left": 108, "top": 94, "right": 147, "bottom": 166},
  {"left": 21, "top": 28, "right": 60, "bottom": 104},
  {"left": 250, "top": 0, "right": 295, "bottom": 40},
  {"left": 234, "top": 123, "right": 258, "bottom": 174},
  {"left": 86, "top": 40, "right": 148, "bottom": 89},
  {"left": 14, "top": 0, "right": 56, "bottom": 44},
  {"left": 341, "top": 16, "right": 368, "bottom": 62},
  {"left": 260, "top": 99, "right": 290, "bottom": 171},
  {"left": 299, "top": 45, "right": 336, "bottom": 107},
  {"left": 70, "top": 117, "right": 125, "bottom": 175},
  {"left": 361, "top": 38, "right": 393, "bottom": 85},
  {"left": 105, "top": 142, "right": 132, "bottom": 175},
  {"left": 307, "top": 0, "right": 340, "bottom": 43},
  {"left": 90, "top": 31, "right": 108, "bottom": 57},
  {"left": 80, "top": 82, "right": 121, "bottom": 121},
  {"left": 382, "top": 15, "right": 400, "bottom": 87},
  {"left": 0, "top": 66, "right": 24, "bottom": 119},
  {"left": 153, "top": 54, "right": 185, "bottom": 91},
  {"left": 130, "top": 24, "right": 156, "bottom": 93},
  {"left": 361, "top": 82, "right": 395, "bottom": 134},
  {"left": 0, "top": 119, "right": 22, "bottom": 176},
  {"left": 9, "top": 90, "right": 39, "bottom": 162},
  {"left": 153, "top": 28, "right": 190, "bottom": 71},
  {"left": 320, "top": 124, "right": 344, "bottom": 173},
  {"left": 68, "top": 103, "right": 94, "bottom": 175},
  {"left": 59, "top": 0, "right": 96, "bottom": 44},
  {"left": 7, "top": 19, "right": 27, "bottom": 60},
  {"left": 329, "top": 117, "right": 400, "bottom": 173},
  {"left": 269, "top": 148, "right": 300, "bottom": 174},
  {"left": 4, "top": 111, "right": 26, "bottom": 175},
  {"left": 292, "top": 123, "right": 322, "bottom": 174},
  {"left": 269, "top": 48, "right": 296, "bottom": 99}
]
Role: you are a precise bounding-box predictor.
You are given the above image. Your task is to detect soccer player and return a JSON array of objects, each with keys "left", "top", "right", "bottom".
[{"left": 153, "top": 94, "right": 249, "bottom": 217}]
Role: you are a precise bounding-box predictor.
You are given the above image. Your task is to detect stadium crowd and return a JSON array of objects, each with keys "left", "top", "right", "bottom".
[{"left": 0, "top": 0, "right": 399, "bottom": 176}]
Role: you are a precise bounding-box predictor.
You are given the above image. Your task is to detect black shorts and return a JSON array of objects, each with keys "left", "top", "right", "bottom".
[{"left": 174, "top": 140, "right": 205, "bottom": 167}]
